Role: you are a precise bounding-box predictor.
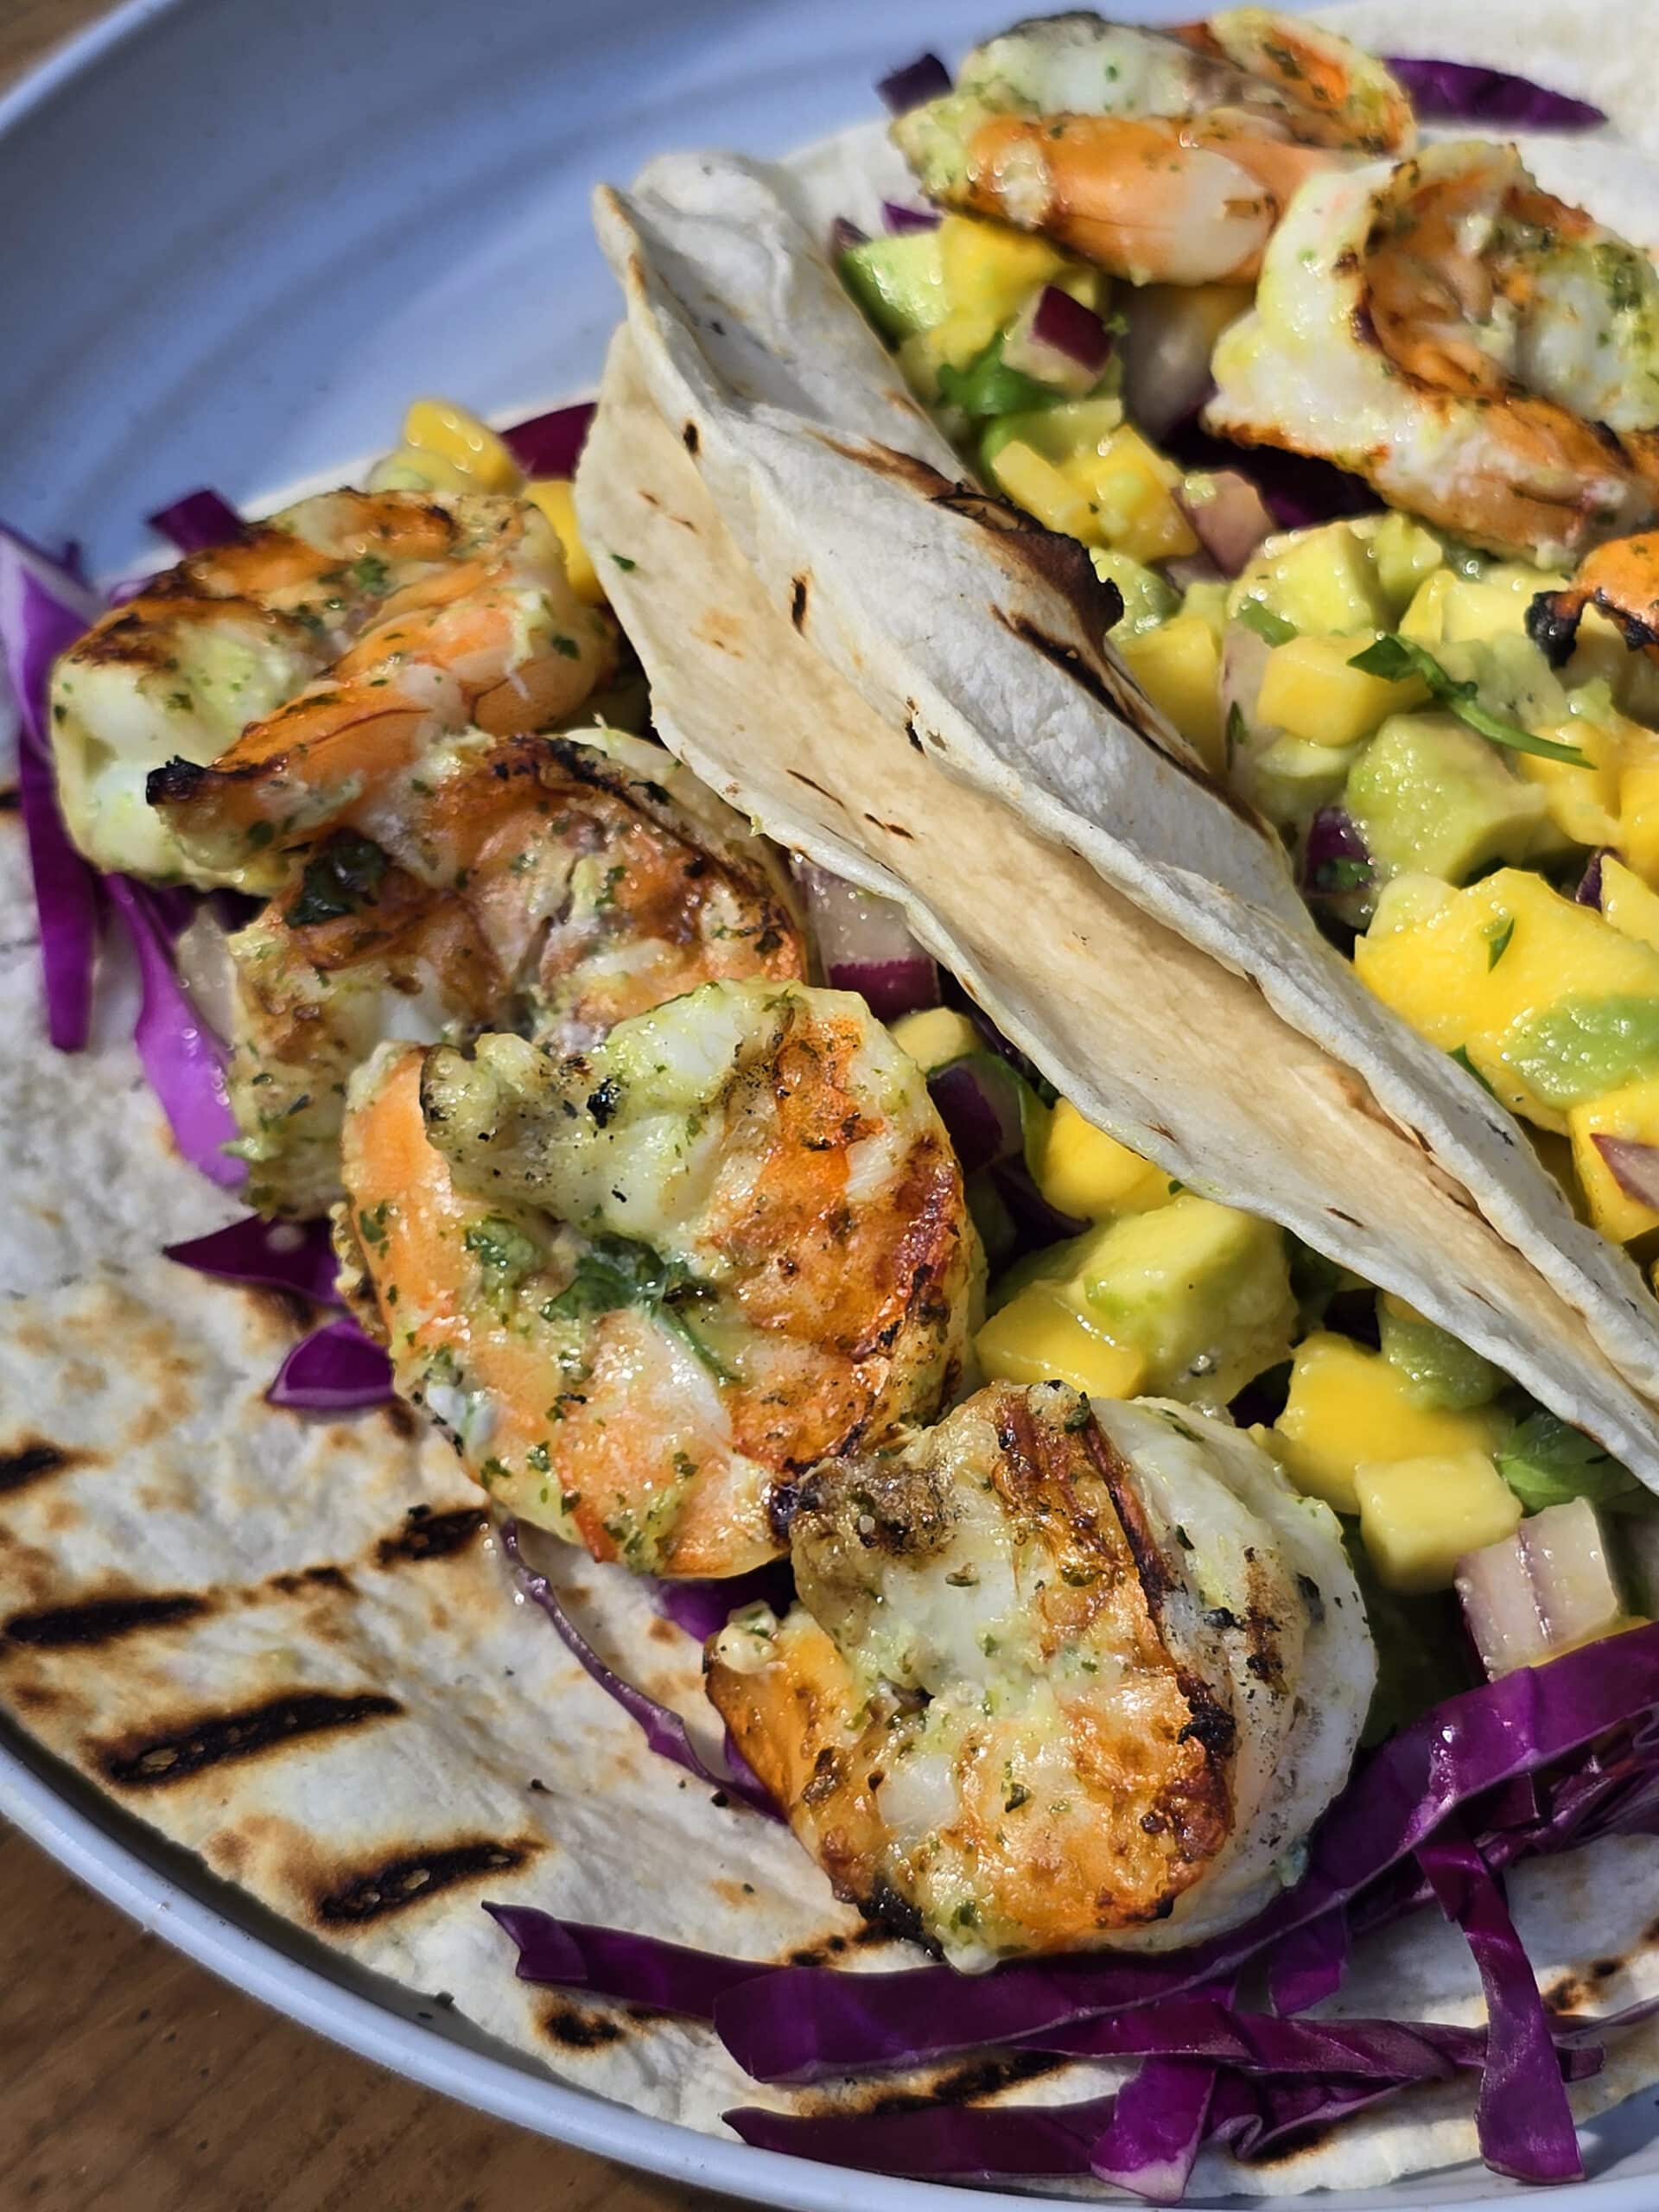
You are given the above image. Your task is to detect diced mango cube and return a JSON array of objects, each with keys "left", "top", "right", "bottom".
[
  {"left": 939, "top": 214, "right": 1066, "bottom": 327},
  {"left": 1620, "top": 734, "right": 1659, "bottom": 887},
  {"left": 1568, "top": 1076, "right": 1659, "bottom": 1242},
  {"left": 991, "top": 441, "right": 1101, "bottom": 543},
  {"left": 1072, "top": 428, "right": 1198, "bottom": 565},
  {"left": 976, "top": 1285, "right": 1147, "bottom": 1400},
  {"left": 524, "top": 479, "right": 604, "bottom": 606},
  {"left": 1370, "top": 512, "right": 1446, "bottom": 613},
  {"left": 1117, "top": 613, "right": 1224, "bottom": 770},
  {"left": 367, "top": 442, "right": 476, "bottom": 496},
  {"left": 1515, "top": 715, "right": 1622, "bottom": 849},
  {"left": 1255, "top": 633, "right": 1427, "bottom": 747},
  {"left": 1033, "top": 1098, "right": 1172, "bottom": 1220},
  {"left": 1274, "top": 1332, "right": 1510, "bottom": 1515},
  {"left": 1356, "top": 1451, "right": 1522, "bottom": 1593},
  {"left": 1601, "top": 855, "right": 1659, "bottom": 954},
  {"left": 1399, "top": 568, "right": 1453, "bottom": 645},
  {"left": 403, "top": 397, "right": 522, "bottom": 493},
  {"left": 889, "top": 1007, "right": 983, "bottom": 1072}
]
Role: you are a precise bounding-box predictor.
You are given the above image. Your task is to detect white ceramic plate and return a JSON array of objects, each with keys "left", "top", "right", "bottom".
[{"left": 4, "top": 3, "right": 1659, "bottom": 2204}]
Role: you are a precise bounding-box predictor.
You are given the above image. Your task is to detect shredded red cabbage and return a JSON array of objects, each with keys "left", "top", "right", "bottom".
[
  {"left": 165, "top": 1215, "right": 342, "bottom": 1304},
  {"left": 650, "top": 1560, "right": 794, "bottom": 1644},
  {"left": 0, "top": 526, "right": 104, "bottom": 1051},
  {"left": 266, "top": 1314, "right": 392, "bottom": 1411},
  {"left": 500, "top": 1521, "right": 778, "bottom": 1818},
  {"left": 1577, "top": 849, "right": 1611, "bottom": 908},
  {"left": 929, "top": 1055, "right": 1027, "bottom": 1175},
  {"left": 875, "top": 52, "right": 950, "bottom": 114},
  {"left": 1386, "top": 56, "right": 1606, "bottom": 129},
  {"left": 881, "top": 201, "right": 941, "bottom": 235},
  {"left": 485, "top": 1899, "right": 767, "bottom": 2014},
  {"left": 501, "top": 402, "right": 594, "bottom": 480},
  {"left": 1169, "top": 421, "right": 1381, "bottom": 532},
  {"left": 726, "top": 2093, "right": 1112, "bottom": 2180},
  {"left": 105, "top": 875, "right": 245, "bottom": 1187},
  {"left": 147, "top": 488, "right": 244, "bottom": 555}
]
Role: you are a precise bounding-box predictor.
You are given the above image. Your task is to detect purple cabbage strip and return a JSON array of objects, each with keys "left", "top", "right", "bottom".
[
  {"left": 166, "top": 1214, "right": 343, "bottom": 1304},
  {"left": 1090, "top": 2057, "right": 1217, "bottom": 2203},
  {"left": 881, "top": 200, "right": 941, "bottom": 235},
  {"left": 650, "top": 1560, "right": 794, "bottom": 1644},
  {"left": 875, "top": 52, "right": 950, "bottom": 115},
  {"left": 1419, "top": 1820, "right": 1581, "bottom": 2183},
  {"left": 483, "top": 1901, "right": 768, "bottom": 2018},
  {"left": 1268, "top": 1905, "right": 1351, "bottom": 2016},
  {"left": 1387, "top": 56, "right": 1605, "bottom": 129},
  {"left": 725, "top": 2094, "right": 1109, "bottom": 2180},
  {"left": 0, "top": 525, "right": 104, "bottom": 1050},
  {"left": 500, "top": 1522, "right": 779, "bottom": 1819},
  {"left": 501, "top": 402, "right": 594, "bottom": 480},
  {"left": 146, "top": 487, "right": 244, "bottom": 555},
  {"left": 105, "top": 875, "right": 245, "bottom": 1187},
  {"left": 1577, "top": 849, "right": 1610, "bottom": 908},
  {"left": 266, "top": 1315, "right": 392, "bottom": 1412}
]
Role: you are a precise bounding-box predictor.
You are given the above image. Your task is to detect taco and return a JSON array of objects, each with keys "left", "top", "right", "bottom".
[{"left": 3, "top": 12, "right": 1659, "bottom": 2203}]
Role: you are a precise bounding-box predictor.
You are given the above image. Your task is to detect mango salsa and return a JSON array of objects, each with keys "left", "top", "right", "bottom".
[
  {"left": 939, "top": 214, "right": 1066, "bottom": 327},
  {"left": 1274, "top": 1332, "right": 1510, "bottom": 1515},
  {"left": 524, "top": 480, "right": 603, "bottom": 605},
  {"left": 1116, "top": 614, "right": 1224, "bottom": 770},
  {"left": 888, "top": 1007, "right": 982, "bottom": 1072},
  {"left": 976, "top": 1284, "right": 1147, "bottom": 1399},
  {"left": 990, "top": 441, "right": 1100, "bottom": 543},
  {"left": 1032, "top": 1099, "right": 1172, "bottom": 1220},
  {"left": 1601, "top": 856, "right": 1659, "bottom": 954},
  {"left": 1071, "top": 428, "right": 1197, "bottom": 565},
  {"left": 1355, "top": 1451, "right": 1522, "bottom": 1592},
  {"left": 1568, "top": 1075, "right": 1659, "bottom": 1242},
  {"left": 1255, "top": 634, "right": 1427, "bottom": 747},
  {"left": 1621, "top": 732, "right": 1659, "bottom": 887},
  {"left": 1515, "top": 714, "right": 1622, "bottom": 849}
]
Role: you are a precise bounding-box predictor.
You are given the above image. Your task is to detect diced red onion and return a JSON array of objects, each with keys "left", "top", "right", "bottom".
[
  {"left": 929, "top": 1055, "right": 1026, "bottom": 1175},
  {"left": 501, "top": 1521, "right": 778, "bottom": 1818},
  {"left": 105, "top": 875, "right": 245, "bottom": 1187},
  {"left": 1592, "top": 1134, "right": 1659, "bottom": 1211},
  {"left": 1300, "top": 808, "right": 1371, "bottom": 900},
  {"left": 1001, "top": 286, "right": 1114, "bottom": 397},
  {"left": 830, "top": 216, "right": 870, "bottom": 258},
  {"left": 146, "top": 487, "right": 244, "bottom": 555},
  {"left": 881, "top": 201, "right": 941, "bottom": 235},
  {"left": 1162, "top": 552, "right": 1225, "bottom": 593},
  {"left": 1386, "top": 56, "right": 1605, "bottom": 129},
  {"left": 501, "top": 401, "right": 594, "bottom": 480},
  {"left": 795, "top": 861, "right": 938, "bottom": 1017},
  {"left": 875, "top": 52, "right": 950, "bottom": 114},
  {"left": 1122, "top": 292, "right": 1224, "bottom": 442},
  {"left": 166, "top": 1215, "right": 343, "bottom": 1305},
  {"left": 0, "top": 524, "right": 103, "bottom": 1051},
  {"left": 1179, "top": 472, "right": 1274, "bottom": 579},
  {"left": 266, "top": 1314, "right": 392, "bottom": 1410},
  {"left": 1575, "top": 849, "right": 1610, "bottom": 908},
  {"left": 1169, "top": 421, "right": 1381, "bottom": 531}
]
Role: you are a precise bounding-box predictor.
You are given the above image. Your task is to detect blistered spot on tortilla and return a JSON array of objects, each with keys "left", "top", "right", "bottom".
[
  {"left": 266, "top": 1563, "right": 353, "bottom": 1597},
  {"left": 540, "top": 1999, "right": 628, "bottom": 2050},
  {"left": 682, "top": 422, "right": 700, "bottom": 457},
  {"left": 692, "top": 610, "right": 744, "bottom": 656},
  {"left": 98, "top": 1688, "right": 402, "bottom": 1788},
  {"left": 3, "top": 1588, "right": 211, "bottom": 1649},
  {"left": 372, "top": 1503, "right": 487, "bottom": 1567},
  {"left": 379, "top": 1397, "right": 419, "bottom": 1442},
  {"left": 863, "top": 814, "right": 915, "bottom": 840},
  {"left": 791, "top": 575, "right": 809, "bottom": 631},
  {"left": 786, "top": 770, "right": 845, "bottom": 810},
  {"left": 646, "top": 1615, "right": 681, "bottom": 1648},
  {"left": 0, "top": 1440, "right": 93, "bottom": 1496},
  {"left": 313, "top": 1836, "right": 540, "bottom": 1925}
]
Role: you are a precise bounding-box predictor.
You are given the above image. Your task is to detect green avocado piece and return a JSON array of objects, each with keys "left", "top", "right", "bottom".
[
  {"left": 1344, "top": 712, "right": 1548, "bottom": 887},
  {"left": 1376, "top": 1294, "right": 1503, "bottom": 1412},
  {"left": 1230, "top": 521, "right": 1394, "bottom": 639},
  {"left": 1369, "top": 512, "right": 1446, "bottom": 615},
  {"left": 1501, "top": 994, "right": 1659, "bottom": 1109},
  {"left": 838, "top": 231, "right": 949, "bottom": 343},
  {"left": 1089, "top": 549, "right": 1179, "bottom": 640},
  {"left": 980, "top": 390, "right": 1127, "bottom": 475},
  {"left": 1075, "top": 1194, "right": 1296, "bottom": 1408}
]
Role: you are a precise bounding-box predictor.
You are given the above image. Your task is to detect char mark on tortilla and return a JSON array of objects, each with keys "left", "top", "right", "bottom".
[
  {"left": 99, "top": 1688, "right": 403, "bottom": 1787},
  {"left": 315, "top": 1836, "right": 537, "bottom": 1923},
  {"left": 791, "top": 574, "right": 809, "bottom": 630},
  {"left": 3, "top": 1589, "right": 210, "bottom": 1649},
  {"left": 0, "top": 1440, "right": 89, "bottom": 1496},
  {"left": 373, "top": 1503, "right": 489, "bottom": 1567}
]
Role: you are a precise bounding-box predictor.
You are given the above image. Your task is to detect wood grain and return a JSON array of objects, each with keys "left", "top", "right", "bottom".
[{"left": 0, "top": 9, "right": 730, "bottom": 2206}]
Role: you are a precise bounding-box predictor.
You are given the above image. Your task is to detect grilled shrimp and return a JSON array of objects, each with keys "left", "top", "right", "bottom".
[
  {"left": 224, "top": 727, "right": 804, "bottom": 1216},
  {"left": 336, "top": 980, "right": 982, "bottom": 1578},
  {"left": 51, "top": 487, "right": 613, "bottom": 882},
  {"left": 1530, "top": 531, "right": 1659, "bottom": 664},
  {"left": 709, "top": 1382, "right": 1370, "bottom": 1964},
  {"left": 892, "top": 11, "right": 1411, "bottom": 286},
  {"left": 1207, "top": 140, "right": 1659, "bottom": 564}
]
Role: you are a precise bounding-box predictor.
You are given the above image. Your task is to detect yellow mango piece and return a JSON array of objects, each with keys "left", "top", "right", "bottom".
[
  {"left": 889, "top": 1007, "right": 982, "bottom": 1071},
  {"left": 403, "top": 397, "right": 522, "bottom": 493},
  {"left": 524, "top": 480, "right": 603, "bottom": 606},
  {"left": 366, "top": 442, "right": 475, "bottom": 496},
  {"left": 1274, "top": 1332, "right": 1510, "bottom": 1516},
  {"left": 991, "top": 441, "right": 1101, "bottom": 543},
  {"left": 1621, "top": 736, "right": 1659, "bottom": 887},
  {"left": 976, "top": 1284, "right": 1147, "bottom": 1400},
  {"left": 1516, "top": 715, "right": 1621, "bottom": 849},
  {"left": 939, "top": 214, "right": 1065, "bottom": 327},
  {"left": 1438, "top": 574, "right": 1564, "bottom": 645},
  {"left": 1033, "top": 1098, "right": 1172, "bottom": 1221},
  {"left": 1399, "top": 568, "right": 1452, "bottom": 645},
  {"left": 1117, "top": 613, "right": 1224, "bottom": 770},
  {"left": 1569, "top": 1076, "right": 1659, "bottom": 1243},
  {"left": 1602, "top": 855, "right": 1659, "bottom": 954},
  {"left": 1255, "top": 633, "right": 1427, "bottom": 747},
  {"left": 1073, "top": 428, "right": 1198, "bottom": 565},
  {"left": 1356, "top": 1451, "right": 1522, "bottom": 1592}
]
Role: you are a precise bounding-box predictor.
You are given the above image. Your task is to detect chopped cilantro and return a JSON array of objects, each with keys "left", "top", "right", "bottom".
[
  {"left": 1347, "top": 635, "right": 1589, "bottom": 765},
  {"left": 286, "top": 833, "right": 389, "bottom": 927},
  {"left": 1484, "top": 914, "right": 1516, "bottom": 969},
  {"left": 1236, "top": 599, "right": 1297, "bottom": 646}
]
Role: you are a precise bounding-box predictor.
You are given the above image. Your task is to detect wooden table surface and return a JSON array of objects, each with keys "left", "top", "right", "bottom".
[{"left": 0, "top": 6, "right": 729, "bottom": 2207}]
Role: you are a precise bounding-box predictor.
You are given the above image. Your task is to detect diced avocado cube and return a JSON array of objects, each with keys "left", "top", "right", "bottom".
[
  {"left": 1180, "top": 580, "right": 1229, "bottom": 642},
  {"left": 1230, "top": 520, "right": 1394, "bottom": 640},
  {"left": 889, "top": 1006, "right": 982, "bottom": 1074},
  {"left": 981, "top": 394, "right": 1126, "bottom": 475},
  {"left": 1377, "top": 1292, "right": 1503, "bottom": 1411},
  {"left": 1274, "top": 1332, "right": 1510, "bottom": 1515},
  {"left": 1089, "top": 549, "right": 1178, "bottom": 641},
  {"left": 1252, "top": 734, "right": 1363, "bottom": 828},
  {"left": 1076, "top": 1194, "right": 1295, "bottom": 1409},
  {"left": 839, "top": 231, "right": 949, "bottom": 343},
  {"left": 1369, "top": 512, "right": 1446, "bottom": 614},
  {"left": 1344, "top": 711, "right": 1548, "bottom": 886},
  {"left": 1503, "top": 995, "right": 1659, "bottom": 1110},
  {"left": 1356, "top": 1450, "right": 1521, "bottom": 1593}
]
